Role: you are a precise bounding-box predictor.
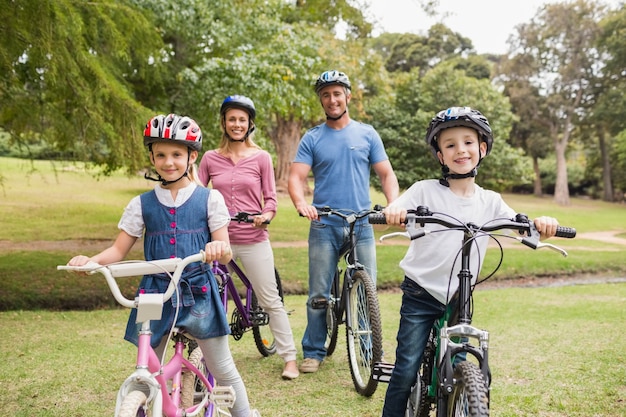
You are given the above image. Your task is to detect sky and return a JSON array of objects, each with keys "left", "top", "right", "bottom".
[{"left": 366, "top": 0, "right": 617, "bottom": 55}]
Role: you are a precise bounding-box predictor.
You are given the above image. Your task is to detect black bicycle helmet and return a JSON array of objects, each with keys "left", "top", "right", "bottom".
[
  {"left": 314, "top": 70, "right": 351, "bottom": 94},
  {"left": 425, "top": 107, "right": 493, "bottom": 158},
  {"left": 220, "top": 95, "right": 256, "bottom": 121}
]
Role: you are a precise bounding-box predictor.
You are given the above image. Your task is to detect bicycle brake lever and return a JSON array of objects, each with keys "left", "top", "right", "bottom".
[
  {"left": 379, "top": 229, "right": 427, "bottom": 242},
  {"left": 517, "top": 235, "right": 568, "bottom": 257}
]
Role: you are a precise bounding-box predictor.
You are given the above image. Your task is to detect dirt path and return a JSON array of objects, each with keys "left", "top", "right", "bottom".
[{"left": 2, "top": 230, "right": 624, "bottom": 252}]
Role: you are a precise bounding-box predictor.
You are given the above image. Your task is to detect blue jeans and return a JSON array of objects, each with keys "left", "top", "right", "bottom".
[
  {"left": 381, "top": 277, "right": 446, "bottom": 417},
  {"left": 301, "top": 220, "right": 376, "bottom": 361}
]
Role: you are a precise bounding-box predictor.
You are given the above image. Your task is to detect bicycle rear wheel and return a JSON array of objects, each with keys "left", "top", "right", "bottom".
[
  {"left": 252, "top": 268, "right": 283, "bottom": 357},
  {"left": 181, "top": 347, "right": 230, "bottom": 417},
  {"left": 346, "top": 269, "right": 383, "bottom": 397},
  {"left": 446, "top": 361, "right": 489, "bottom": 417},
  {"left": 324, "top": 269, "right": 340, "bottom": 356},
  {"left": 118, "top": 390, "right": 148, "bottom": 417}
]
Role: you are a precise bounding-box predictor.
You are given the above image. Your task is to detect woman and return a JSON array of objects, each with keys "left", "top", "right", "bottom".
[{"left": 198, "top": 95, "right": 299, "bottom": 380}]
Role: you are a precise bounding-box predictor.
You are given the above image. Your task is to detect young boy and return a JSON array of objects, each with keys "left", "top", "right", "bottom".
[{"left": 380, "top": 107, "right": 559, "bottom": 417}]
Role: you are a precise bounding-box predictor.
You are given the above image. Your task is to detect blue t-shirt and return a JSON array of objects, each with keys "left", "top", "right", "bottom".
[{"left": 294, "top": 120, "right": 389, "bottom": 225}]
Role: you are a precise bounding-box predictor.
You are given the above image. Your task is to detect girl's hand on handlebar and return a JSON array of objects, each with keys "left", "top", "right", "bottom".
[
  {"left": 204, "top": 240, "right": 232, "bottom": 264},
  {"left": 533, "top": 216, "right": 559, "bottom": 240},
  {"left": 382, "top": 206, "right": 407, "bottom": 227}
]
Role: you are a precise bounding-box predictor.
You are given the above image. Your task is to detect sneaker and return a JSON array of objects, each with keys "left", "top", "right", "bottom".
[
  {"left": 299, "top": 358, "right": 321, "bottom": 373},
  {"left": 250, "top": 409, "right": 261, "bottom": 417}
]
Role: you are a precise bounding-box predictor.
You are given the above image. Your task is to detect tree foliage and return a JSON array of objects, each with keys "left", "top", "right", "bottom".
[{"left": 0, "top": 0, "right": 164, "bottom": 173}]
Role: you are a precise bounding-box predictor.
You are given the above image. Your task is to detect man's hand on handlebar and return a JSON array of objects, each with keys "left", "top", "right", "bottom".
[{"left": 296, "top": 203, "right": 319, "bottom": 221}]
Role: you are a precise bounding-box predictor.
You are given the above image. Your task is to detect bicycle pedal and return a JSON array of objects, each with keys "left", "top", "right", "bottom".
[
  {"left": 372, "top": 361, "right": 394, "bottom": 383},
  {"left": 211, "top": 385, "right": 236, "bottom": 408}
]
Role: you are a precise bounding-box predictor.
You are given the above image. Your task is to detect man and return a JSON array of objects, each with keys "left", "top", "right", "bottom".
[{"left": 288, "top": 70, "right": 399, "bottom": 373}]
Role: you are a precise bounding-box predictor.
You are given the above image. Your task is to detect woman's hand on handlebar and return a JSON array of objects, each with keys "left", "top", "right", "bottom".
[
  {"left": 252, "top": 213, "right": 271, "bottom": 228},
  {"left": 382, "top": 206, "right": 407, "bottom": 227},
  {"left": 533, "top": 216, "right": 559, "bottom": 240}
]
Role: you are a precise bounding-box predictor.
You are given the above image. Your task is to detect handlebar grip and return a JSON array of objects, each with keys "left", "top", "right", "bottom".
[
  {"left": 556, "top": 226, "right": 576, "bottom": 238},
  {"left": 368, "top": 213, "right": 387, "bottom": 224}
]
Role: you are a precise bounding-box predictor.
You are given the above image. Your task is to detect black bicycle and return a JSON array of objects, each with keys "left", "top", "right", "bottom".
[
  {"left": 370, "top": 206, "right": 576, "bottom": 417},
  {"left": 304, "top": 207, "right": 384, "bottom": 397}
]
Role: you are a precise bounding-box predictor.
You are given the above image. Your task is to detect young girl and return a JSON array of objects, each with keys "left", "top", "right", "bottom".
[
  {"left": 198, "top": 95, "right": 299, "bottom": 380},
  {"left": 380, "top": 107, "right": 559, "bottom": 417},
  {"left": 67, "top": 114, "right": 260, "bottom": 417}
]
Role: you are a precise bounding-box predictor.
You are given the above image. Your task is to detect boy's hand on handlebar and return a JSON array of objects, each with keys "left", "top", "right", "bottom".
[
  {"left": 382, "top": 206, "right": 407, "bottom": 227},
  {"left": 204, "top": 240, "right": 232, "bottom": 264},
  {"left": 533, "top": 216, "right": 559, "bottom": 240}
]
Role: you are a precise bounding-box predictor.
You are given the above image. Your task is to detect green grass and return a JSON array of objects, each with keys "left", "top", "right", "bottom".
[
  {"left": 1, "top": 156, "right": 626, "bottom": 310},
  {"left": 1, "top": 283, "right": 625, "bottom": 416},
  {"left": 1, "top": 156, "right": 626, "bottom": 415}
]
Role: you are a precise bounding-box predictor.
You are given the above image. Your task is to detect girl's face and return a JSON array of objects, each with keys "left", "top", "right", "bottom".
[
  {"left": 437, "top": 126, "right": 486, "bottom": 175},
  {"left": 318, "top": 84, "right": 350, "bottom": 119},
  {"left": 150, "top": 142, "right": 197, "bottom": 184},
  {"left": 223, "top": 108, "right": 251, "bottom": 141}
]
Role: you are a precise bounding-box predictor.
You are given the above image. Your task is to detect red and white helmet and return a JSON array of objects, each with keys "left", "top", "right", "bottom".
[{"left": 143, "top": 114, "right": 203, "bottom": 151}]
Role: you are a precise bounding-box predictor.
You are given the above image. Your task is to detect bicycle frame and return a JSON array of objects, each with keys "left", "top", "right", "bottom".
[
  {"left": 213, "top": 260, "right": 259, "bottom": 331},
  {"left": 57, "top": 253, "right": 236, "bottom": 417},
  {"left": 115, "top": 324, "right": 214, "bottom": 417},
  {"left": 309, "top": 207, "right": 384, "bottom": 397}
]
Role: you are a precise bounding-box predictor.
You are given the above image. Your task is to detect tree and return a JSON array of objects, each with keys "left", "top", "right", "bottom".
[
  {"left": 501, "top": 0, "right": 608, "bottom": 205},
  {"left": 0, "top": 0, "right": 164, "bottom": 174},
  {"left": 369, "top": 63, "right": 529, "bottom": 192}
]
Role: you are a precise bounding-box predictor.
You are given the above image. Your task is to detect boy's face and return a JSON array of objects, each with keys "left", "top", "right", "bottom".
[
  {"left": 436, "top": 126, "right": 486, "bottom": 175},
  {"left": 318, "top": 84, "right": 350, "bottom": 119},
  {"left": 150, "top": 142, "right": 197, "bottom": 182}
]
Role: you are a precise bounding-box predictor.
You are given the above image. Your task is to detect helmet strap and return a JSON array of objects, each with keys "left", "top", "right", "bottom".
[
  {"left": 326, "top": 110, "right": 347, "bottom": 121},
  {"left": 439, "top": 158, "right": 482, "bottom": 187}
]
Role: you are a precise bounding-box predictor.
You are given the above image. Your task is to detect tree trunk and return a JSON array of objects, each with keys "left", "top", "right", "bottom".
[
  {"left": 598, "top": 128, "right": 613, "bottom": 202},
  {"left": 532, "top": 155, "right": 543, "bottom": 197},
  {"left": 268, "top": 114, "right": 303, "bottom": 194},
  {"left": 553, "top": 134, "right": 570, "bottom": 206}
]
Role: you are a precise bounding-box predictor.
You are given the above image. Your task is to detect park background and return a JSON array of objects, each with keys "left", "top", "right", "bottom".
[{"left": 1, "top": 0, "right": 625, "bottom": 416}]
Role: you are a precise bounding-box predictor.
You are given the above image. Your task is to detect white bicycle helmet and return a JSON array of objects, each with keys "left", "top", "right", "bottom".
[
  {"left": 314, "top": 70, "right": 351, "bottom": 94},
  {"left": 143, "top": 114, "right": 203, "bottom": 151}
]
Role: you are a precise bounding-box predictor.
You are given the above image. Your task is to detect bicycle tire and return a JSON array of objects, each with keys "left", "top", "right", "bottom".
[
  {"left": 446, "top": 361, "right": 489, "bottom": 417},
  {"left": 324, "top": 269, "right": 340, "bottom": 356},
  {"left": 181, "top": 347, "right": 229, "bottom": 417},
  {"left": 346, "top": 269, "right": 383, "bottom": 397},
  {"left": 252, "top": 268, "right": 283, "bottom": 357},
  {"left": 118, "top": 390, "right": 148, "bottom": 417}
]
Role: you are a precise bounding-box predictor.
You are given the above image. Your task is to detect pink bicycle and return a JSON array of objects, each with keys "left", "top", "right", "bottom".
[{"left": 58, "top": 251, "right": 236, "bottom": 417}]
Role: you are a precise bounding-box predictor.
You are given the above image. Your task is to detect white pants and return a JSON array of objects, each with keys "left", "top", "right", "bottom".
[{"left": 230, "top": 240, "right": 298, "bottom": 362}]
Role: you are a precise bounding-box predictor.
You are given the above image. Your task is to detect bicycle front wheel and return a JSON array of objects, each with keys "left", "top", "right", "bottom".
[
  {"left": 252, "top": 268, "right": 283, "bottom": 357},
  {"left": 118, "top": 390, "right": 148, "bottom": 417},
  {"left": 182, "top": 347, "right": 230, "bottom": 417},
  {"left": 346, "top": 270, "right": 383, "bottom": 397},
  {"left": 446, "top": 361, "right": 489, "bottom": 417}
]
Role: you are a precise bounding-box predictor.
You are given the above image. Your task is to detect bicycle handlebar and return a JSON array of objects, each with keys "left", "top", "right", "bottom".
[
  {"left": 231, "top": 211, "right": 270, "bottom": 224},
  {"left": 57, "top": 252, "right": 206, "bottom": 308},
  {"left": 300, "top": 205, "right": 384, "bottom": 224},
  {"left": 369, "top": 205, "right": 576, "bottom": 256}
]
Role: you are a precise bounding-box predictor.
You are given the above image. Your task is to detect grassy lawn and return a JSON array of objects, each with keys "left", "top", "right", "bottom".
[
  {"left": 1, "top": 283, "right": 625, "bottom": 416},
  {"left": 1, "top": 156, "right": 625, "bottom": 415}
]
